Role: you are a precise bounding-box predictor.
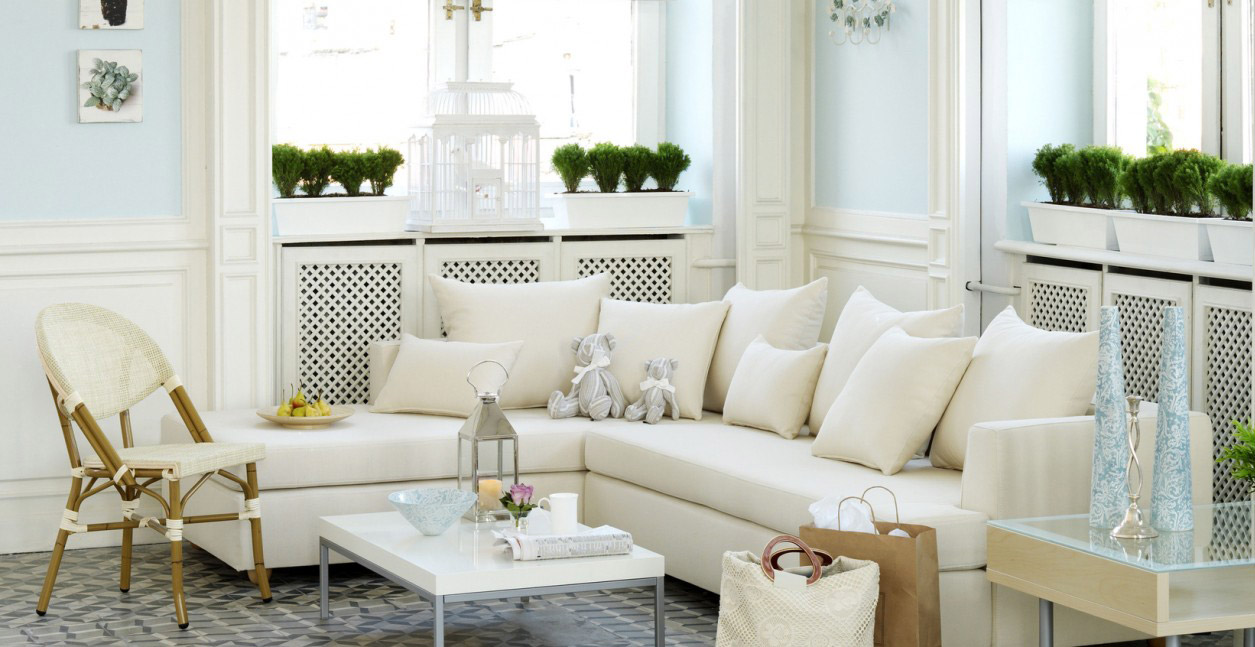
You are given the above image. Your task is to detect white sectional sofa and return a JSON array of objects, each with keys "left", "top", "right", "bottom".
[{"left": 162, "top": 399, "right": 1212, "bottom": 647}]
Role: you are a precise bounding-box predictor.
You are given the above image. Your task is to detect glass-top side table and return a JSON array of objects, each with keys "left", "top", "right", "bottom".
[{"left": 987, "top": 502, "right": 1255, "bottom": 647}]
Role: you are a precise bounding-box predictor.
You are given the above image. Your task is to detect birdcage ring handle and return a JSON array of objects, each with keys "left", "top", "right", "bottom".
[{"left": 466, "top": 360, "right": 510, "bottom": 396}]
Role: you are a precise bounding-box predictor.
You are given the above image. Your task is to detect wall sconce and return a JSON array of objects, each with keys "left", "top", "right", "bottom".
[{"left": 828, "top": 0, "right": 895, "bottom": 46}]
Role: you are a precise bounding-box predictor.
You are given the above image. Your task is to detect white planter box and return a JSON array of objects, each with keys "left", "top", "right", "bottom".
[
  {"left": 1203, "top": 218, "right": 1252, "bottom": 266},
  {"left": 1109, "top": 211, "right": 1213, "bottom": 262},
  {"left": 550, "top": 191, "right": 691, "bottom": 229},
  {"left": 1024, "top": 202, "right": 1118, "bottom": 251},
  {"left": 273, "top": 195, "right": 410, "bottom": 237}
]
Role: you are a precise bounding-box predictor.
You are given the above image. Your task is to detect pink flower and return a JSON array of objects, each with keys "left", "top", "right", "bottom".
[{"left": 508, "top": 483, "right": 533, "bottom": 506}]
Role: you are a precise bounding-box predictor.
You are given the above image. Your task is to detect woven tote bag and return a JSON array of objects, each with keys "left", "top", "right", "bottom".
[{"left": 716, "top": 534, "right": 879, "bottom": 647}]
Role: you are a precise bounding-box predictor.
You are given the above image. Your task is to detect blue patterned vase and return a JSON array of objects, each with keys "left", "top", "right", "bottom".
[
  {"left": 1090, "top": 306, "right": 1130, "bottom": 529},
  {"left": 1151, "top": 306, "right": 1192, "bottom": 532}
]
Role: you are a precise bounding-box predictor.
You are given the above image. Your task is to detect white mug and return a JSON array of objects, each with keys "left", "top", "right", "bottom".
[{"left": 538, "top": 492, "right": 579, "bottom": 536}]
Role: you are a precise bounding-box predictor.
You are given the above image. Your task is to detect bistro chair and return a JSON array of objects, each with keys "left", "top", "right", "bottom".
[{"left": 34, "top": 303, "right": 271, "bottom": 629}]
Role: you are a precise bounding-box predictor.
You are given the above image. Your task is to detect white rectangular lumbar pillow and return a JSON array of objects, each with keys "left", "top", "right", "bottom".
[
  {"left": 429, "top": 273, "right": 611, "bottom": 409},
  {"left": 930, "top": 306, "right": 1098, "bottom": 470},
  {"left": 597, "top": 298, "right": 729, "bottom": 420},
  {"left": 812, "top": 327, "right": 977, "bottom": 475},
  {"left": 722, "top": 336, "right": 828, "bottom": 439},
  {"left": 809, "top": 286, "right": 964, "bottom": 432},
  {"left": 372, "top": 334, "right": 524, "bottom": 417},
  {"left": 704, "top": 278, "right": 828, "bottom": 413}
]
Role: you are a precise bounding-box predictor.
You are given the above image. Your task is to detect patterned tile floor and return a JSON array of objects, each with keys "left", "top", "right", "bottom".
[{"left": 0, "top": 543, "right": 1236, "bottom": 646}]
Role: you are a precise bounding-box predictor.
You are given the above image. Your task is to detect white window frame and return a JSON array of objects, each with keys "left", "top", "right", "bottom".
[
  {"left": 431, "top": 1, "right": 666, "bottom": 200},
  {"left": 1094, "top": 0, "right": 1250, "bottom": 163}
]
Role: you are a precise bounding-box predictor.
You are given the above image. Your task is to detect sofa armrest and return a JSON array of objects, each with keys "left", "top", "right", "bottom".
[{"left": 960, "top": 411, "right": 1212, "bottom": 520}]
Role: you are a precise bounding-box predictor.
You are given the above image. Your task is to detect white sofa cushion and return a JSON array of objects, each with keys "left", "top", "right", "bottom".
[
  {"left": 429, "top": 273, "right": 611, "bottom": 408},
  {"left": 372, "top": 334, "right": 524, "bottom": 417},
  {"left": 597, "top": 298, "right": 729, "bottom": 420},
  {"left": 810, "top": 287, "right": 964, "bottom": 432},
  {"left": 161, "top": 407, "right": 589, "bottom": 491},
  {"left": 722, "top": 336, "right": 827, "bottom": 439},
  {"left": 583, "top": 419, "right": 988, "bottom": 570},
  {"left": 931, "top": 306, "right": 1099, "bottom": 470},
  {"left": 704, "top": 279, "right": 828, "bottom": 413},
  {"left": 367, "top": 340, "right": 402, "bottom": 404},
  {"left": 813, "top": 328, "right": 976, "bottom": 475}
]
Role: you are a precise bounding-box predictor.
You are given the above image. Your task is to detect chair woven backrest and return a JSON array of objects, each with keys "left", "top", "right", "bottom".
[{"left": 35, "top": 303, "right": 175, "bottom": 420}]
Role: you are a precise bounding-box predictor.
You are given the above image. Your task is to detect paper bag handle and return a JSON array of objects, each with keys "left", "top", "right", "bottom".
[
  {"left": 759, "top": 535, "right": 826, "bottom": 585},
  {"left": 835, "top": 486, "right": 902, "bottom": 529}
]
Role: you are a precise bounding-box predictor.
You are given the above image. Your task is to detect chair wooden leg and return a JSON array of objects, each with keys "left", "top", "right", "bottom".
[
  {"left": 168, "top": 479, "right": 189, "bottom": 629},
  {"left": 245, "top": 463, "right": 272, "bottom": 603},
  {"left": 35, "top": 529, "right": 71, "bottom": 616},
  {"left": 120, "top": 526, "right": 133, "bottom": 593}
]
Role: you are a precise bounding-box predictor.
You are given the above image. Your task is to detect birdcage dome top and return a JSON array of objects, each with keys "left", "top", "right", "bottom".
[{"left": 428, "top": 81, "right": 534, "bottom": 117}]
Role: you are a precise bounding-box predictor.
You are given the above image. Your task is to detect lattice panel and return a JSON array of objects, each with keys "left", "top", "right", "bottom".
[
  {"left": 577, "top": 256, "right": 673, "bottom": 303},
  {"left": 1027, "top": 281, "right": 1091, "bottom": 333},
  {"left": 440, "top": 259, "right": 541, "bottom": 285},
  {"left": 1111, "top": 292, "right": 1179, "bottom": 403},
  {"left": 297, "top": 263, "right": 403, "bottom": 405},
  {"left": 1204, "top": 305, "right": 1253, "bottom": 503}
]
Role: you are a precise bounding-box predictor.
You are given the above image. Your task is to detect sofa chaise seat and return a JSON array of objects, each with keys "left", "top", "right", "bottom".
[{"left": 584, "top": 422, "right": 988, "bottom": 571}]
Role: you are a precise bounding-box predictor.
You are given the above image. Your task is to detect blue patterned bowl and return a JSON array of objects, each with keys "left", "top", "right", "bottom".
[{"left": 388, "top": 488, "right": 477, "bottom": 536}]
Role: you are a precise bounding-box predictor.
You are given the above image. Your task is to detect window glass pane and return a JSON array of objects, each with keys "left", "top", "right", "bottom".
[
  {"left": 1110, "top": 0, "right": 1204, "bottom": 157},
  {"left": 490, "top": 0, "right": 636, "bottom": 181},
  {"left": 273, "top": 0, "right": 428, "bottom": 158}
]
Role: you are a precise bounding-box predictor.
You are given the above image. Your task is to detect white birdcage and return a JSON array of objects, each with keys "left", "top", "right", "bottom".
[{"left": 407, "top": 82, "right": 542, "bottom": 232}]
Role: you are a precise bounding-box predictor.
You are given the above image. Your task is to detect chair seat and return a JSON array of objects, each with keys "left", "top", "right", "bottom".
[{"left": 83, "top": 442, "right": 265, "bottom": 479}]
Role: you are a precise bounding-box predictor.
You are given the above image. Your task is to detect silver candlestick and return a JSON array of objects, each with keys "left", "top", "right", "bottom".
[{"left": 1111, "top": 396, "right": 1158, "bottom": 540}]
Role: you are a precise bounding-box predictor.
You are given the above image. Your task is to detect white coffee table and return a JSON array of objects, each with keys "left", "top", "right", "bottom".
[{"left": 318, "top": 512, "right": 667, "bottom": 646}]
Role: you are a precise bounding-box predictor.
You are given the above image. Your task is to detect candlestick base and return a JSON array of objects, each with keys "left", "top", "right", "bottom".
[{"left": 1111, "top": 501, "right": 1158, "bottom": 540}]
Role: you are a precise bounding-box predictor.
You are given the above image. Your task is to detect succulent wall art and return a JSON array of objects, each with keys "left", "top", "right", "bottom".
[
  {"left": 77, "top": 50, "right": 142, "bottom": 123},
  {"left": 80, "top": 0, "right": 143, "bottom": 30}
]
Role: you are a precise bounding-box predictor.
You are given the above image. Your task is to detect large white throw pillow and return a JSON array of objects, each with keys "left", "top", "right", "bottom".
[
  {"left": 930, "top": 306, "right": 1099, "bottom": 470},
  {"left": 372, "top": 334, "right": 524, "bottom": 417},
  {"left": 809, "top": 287, "right": 964, "bottom": 432},
  {"left": 429, "top": 273, "right": 611, "bottom": 408},
  {"left": 723, "top": 336, "right": 828, "bottom": 439},
  {"left": 704, "top": 279, "right": 828, "bottom": 413},
  {"left": 812, "top": 327, "right": 977, "bottom": 475},
  {"left": 597, "top": 298, "right": 729, "bottom": 420}
]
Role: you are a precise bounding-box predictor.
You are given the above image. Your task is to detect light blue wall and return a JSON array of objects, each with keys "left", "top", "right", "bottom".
[
  {"left": 0, "top": 0, "right": 181, "bottom": 221},
  {"left": 665, "top": 0, "right": 714, "bottom": 225},
  {"left": 1005, "top": 1, "right": 1092, "bottom": 240},
  {"left": 812, "top": 0, "right": 929, "bottom": 214}
]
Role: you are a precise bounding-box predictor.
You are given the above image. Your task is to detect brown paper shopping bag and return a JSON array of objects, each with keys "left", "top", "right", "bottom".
[{"left": 799, "top": 486, "right": 941, "bottom": 647}]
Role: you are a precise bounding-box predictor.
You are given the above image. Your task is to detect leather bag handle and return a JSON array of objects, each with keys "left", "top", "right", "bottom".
[
  {"left": 759, "top": 534, "right": 826, "bottom": 585},
  {"left": 767, "top": 547, "right": 835, "bottom": 572}
]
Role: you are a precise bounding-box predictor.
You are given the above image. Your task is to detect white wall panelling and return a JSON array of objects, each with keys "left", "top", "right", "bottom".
[{"left": 735, "top": 0, "right": 806, "bottom": 289}]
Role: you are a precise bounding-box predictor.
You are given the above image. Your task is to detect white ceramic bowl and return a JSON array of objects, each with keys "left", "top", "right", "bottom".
[{"left": 388, "top": 488, "right": 477, "bottom": 536}]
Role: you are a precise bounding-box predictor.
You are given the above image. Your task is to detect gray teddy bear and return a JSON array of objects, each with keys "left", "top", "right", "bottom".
[
  {"left": 548, "top": 333, "right": 627, "bottom": 421},
  {"left": 625, "top": 358, "right": 680, "bottom": 424}
]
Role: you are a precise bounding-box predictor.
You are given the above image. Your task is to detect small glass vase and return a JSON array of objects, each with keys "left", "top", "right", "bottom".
[{"left": 513, "top": 511, "right": 530, "bottom": 534}]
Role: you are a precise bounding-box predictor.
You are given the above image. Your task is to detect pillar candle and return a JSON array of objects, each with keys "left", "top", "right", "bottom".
[{"left": 478, "top": 478, "right": 502, "bottom": 510}]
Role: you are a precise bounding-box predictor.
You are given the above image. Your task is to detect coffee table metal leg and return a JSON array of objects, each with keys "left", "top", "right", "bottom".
[
  {"left": 319, "top": 543, "right": 329, "bottom": 620},
  {"left": 1039, "top": 599, "right": 1052, "bottom": 647},
  {"left": 1244, "top": 628, "right": 1254, "bottom": 647},
  {"left": 655, "top": 576, "right": 665, "bottom": 647},
  {"left": 433, "top": 595, "right": 445, "bottom": 647},
  {"left": 1164, "top": 636, "right": 1181, "bottom": 647}
]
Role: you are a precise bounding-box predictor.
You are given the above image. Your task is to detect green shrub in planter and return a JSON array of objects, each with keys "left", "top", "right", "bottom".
[
  {"left": 272, "top": 144, "right": 304, "bottom": 199},
  {"left": 331, "top": 149, "right": 371, "bottom": 197},
  {"left": 621, "top": 145, "right": 654, "bottom": 192},
  {"left": 365, "top": 147, "right": 405, "bottom": 196},
  {"left": 300, "top": 145, "right": 337, "bottom": 197},
  {"left": 1074, "top": 146, "right": 1130, "bottom": 209},
  {"left": 1124, "top": 149, "right": 1223, "bottom": 217},
  {"left": 1031, "top": 143, "right": 1076, "bottom": 204},
  {"left": 551, "top": 144, "right": 589, "bottom": 193},
  {"left": 587, "top": 142, "right": 625, "bottom": 193},
  {"left": 650, "top": 142, "right": 691, "bottom": 192},
  {"left": 1052, "top": 150, "right": 1085, "bottom": 206},
  {"left": 1208, "top": 163, "right": 1253, "bottom": 221}
]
